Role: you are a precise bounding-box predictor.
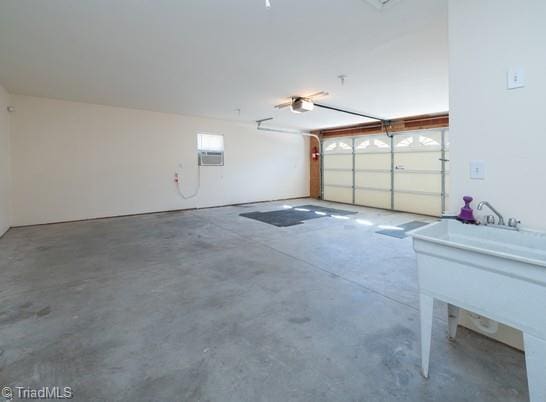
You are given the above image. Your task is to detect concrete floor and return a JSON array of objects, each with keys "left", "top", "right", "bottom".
[{"left": 0, "top": 199, "right": 528, "bottom": 401}]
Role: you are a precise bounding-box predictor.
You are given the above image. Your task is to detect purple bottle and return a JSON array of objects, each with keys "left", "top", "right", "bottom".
[{"left": 457, "top": 196, "right": 477, "bottom": 224}]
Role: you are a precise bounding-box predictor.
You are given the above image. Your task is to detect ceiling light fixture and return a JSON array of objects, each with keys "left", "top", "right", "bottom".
[{"left": 265, "top": 0, "right": 271, "bottom": 9}]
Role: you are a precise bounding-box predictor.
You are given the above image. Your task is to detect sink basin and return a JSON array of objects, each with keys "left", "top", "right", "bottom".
[
  {"left": 411, "top": 220, "right": 546, "bottom": 269},
  {"left": 410, "top": 219, "right": 546, "bottom": 402}
]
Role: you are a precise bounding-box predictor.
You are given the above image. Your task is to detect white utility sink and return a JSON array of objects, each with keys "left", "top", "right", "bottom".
[{"left": 411, "top": 220, "right": 546, "bottom": 402}]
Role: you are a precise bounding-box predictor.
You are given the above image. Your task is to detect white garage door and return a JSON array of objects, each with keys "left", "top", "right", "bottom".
[
  {"left": 321, "top": 129, "right": 449, "bottom": 216},
  {"left": 322, "top": 137, "right": 354, "bottom": 204}
]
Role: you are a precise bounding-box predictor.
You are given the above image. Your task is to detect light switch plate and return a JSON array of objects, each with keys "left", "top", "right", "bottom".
[
  {"left": 507, "top": 67, "right": 525, "bottom": 89},
  {"left": 470, "top": 160, "right": 485, "bottom": 180}
]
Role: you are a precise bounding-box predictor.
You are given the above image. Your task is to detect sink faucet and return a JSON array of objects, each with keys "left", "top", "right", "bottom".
[{"left": 477, "top": 201, "right": 506, "bottom": 226}]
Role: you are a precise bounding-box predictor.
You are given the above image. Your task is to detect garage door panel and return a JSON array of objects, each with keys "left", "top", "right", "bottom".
[
  {"left": 323, "top": 155, "right": 353, "bottom": 170},
  {"left": 394, "top": 193, "right": 442, "bottom": 216},
  {"left": 355, "top": 189, "right": 391, "bottom": 209},
  {"left": 355, "top": 171, "right": 390, "bottom": 189},
  {"left": 394, "top": 152, "right": 442, "bottom": 171},
  {"left": 355, "top": 153, "right": 390, "bottom": 170},
  {"left": 323, "top": 170, "right": 353, "bottom": 187},
  {"left": 394, "top": 173, "right": 441, "bottom": 193},
  {"left": 323, "top": 186, "right": 353, "bottom": 204}
]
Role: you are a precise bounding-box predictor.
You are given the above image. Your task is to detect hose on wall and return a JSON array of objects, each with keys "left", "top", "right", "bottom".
[{"left": 175, "top": 164, "right": 201, "bottom": 199}]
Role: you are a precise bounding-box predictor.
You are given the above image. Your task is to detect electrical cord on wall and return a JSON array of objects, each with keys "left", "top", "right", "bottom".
[{"left": 174, "top": 164, "right": 201, "bottom": 199}]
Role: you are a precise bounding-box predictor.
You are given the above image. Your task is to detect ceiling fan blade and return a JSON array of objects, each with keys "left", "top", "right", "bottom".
[
  {"left": 274, "top": 101, "right": 293, "bottom": 109},
  {"left": 306, "top": 91, "right": 329, "bottom": 99}
]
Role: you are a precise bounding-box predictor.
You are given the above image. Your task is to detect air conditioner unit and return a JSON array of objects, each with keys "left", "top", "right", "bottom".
[{"left": 198, "top": 151, "right": 224, "bottom": 166}]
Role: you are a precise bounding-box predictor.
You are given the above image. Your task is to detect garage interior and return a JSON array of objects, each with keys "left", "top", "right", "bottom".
[{"left": 0, "top": 1, "right": 544, "bottom": 401}]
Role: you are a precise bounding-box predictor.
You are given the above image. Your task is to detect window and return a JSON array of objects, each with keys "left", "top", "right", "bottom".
[
  {"left": 396, "top": 136, "right": 414, "bottom": 148},
  {"left": 418, "top": 135, "right": 440, "bottom": 147},
  {"left": 394, "top": 132, "right": 442, "bottom": 150},
  {"left": 323, "top": 138, "right": 353, "bottom": 154},
  {"left": 197, "top": 133, "right": 224, "bottom": 152},
  {"left": 355, "top": 138, "right": 390, "bottom": 150},
  {"left": 197, "top": 133, "right": 224, "bottom": 166}
]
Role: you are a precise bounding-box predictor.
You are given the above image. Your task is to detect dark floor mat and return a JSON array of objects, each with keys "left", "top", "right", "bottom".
[
  {"left": 376, "top": 220, "right": 430, "bottom": 239},
  {"left": 240, "top": 205, "right": 357, "bottom": 227}
]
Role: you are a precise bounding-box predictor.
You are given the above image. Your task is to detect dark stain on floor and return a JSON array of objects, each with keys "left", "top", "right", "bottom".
[
  {"left": 288, "top": 316, "right": 311, "bottom": 324},
  {"left": 0, "top": 303, "right": 51, "bottom": 325}
]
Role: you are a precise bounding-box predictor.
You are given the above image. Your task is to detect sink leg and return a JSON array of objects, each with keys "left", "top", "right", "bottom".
[
  {"left": 419, "top": 293, "right": 434, "bottom": 378},
  {"left": 523, "top": 333, "right": 546, "bottom": 402},
  {"left": 447, "top": 304, "right": 460, "bottom": 340}
]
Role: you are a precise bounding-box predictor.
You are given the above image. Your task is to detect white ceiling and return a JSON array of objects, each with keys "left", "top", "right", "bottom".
[{"left": 0, "top": 0, "right": 448, "bottom": 130}]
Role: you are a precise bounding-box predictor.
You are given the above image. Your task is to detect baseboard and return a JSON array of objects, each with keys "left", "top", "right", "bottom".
[
  {"left": 0, "top": 226, "right": 9, "bottom": 239},
  {"left": 11, "top": 195, "right": 311, "bottom": 228}
]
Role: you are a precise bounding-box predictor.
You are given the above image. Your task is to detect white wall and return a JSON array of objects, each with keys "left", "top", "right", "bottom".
[
  {"left": 0, "top": 85, "right": 11, "bottom": 236},
  {"left": 449, "top": 0, "right": 546, "bottom": 229},
  {"left": 10, "top": 95, "right": 309, "bottom": 226},
  {"left": 449, "top": 0, "right": 546, "bottom": 350}
]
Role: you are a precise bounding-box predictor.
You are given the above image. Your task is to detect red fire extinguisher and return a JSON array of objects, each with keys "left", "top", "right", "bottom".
[{"left": 312, "top": 146, "right": 319, "bottom": 160}]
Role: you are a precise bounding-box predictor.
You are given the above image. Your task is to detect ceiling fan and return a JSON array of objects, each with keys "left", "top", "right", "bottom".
[{"left": 274, "top": 91, "right": 329, "bottom": 113}]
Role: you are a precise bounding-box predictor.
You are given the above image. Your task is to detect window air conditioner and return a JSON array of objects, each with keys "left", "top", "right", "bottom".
[{"left": 198, "top": 151, "right": 224, "bottom": 166}]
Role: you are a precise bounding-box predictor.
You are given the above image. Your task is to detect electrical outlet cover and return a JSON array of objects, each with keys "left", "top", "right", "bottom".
[
  {"left": 507, "top": 68, "right": 525, "bottom": 89},
  {"left": 470, "top": 160, "right": 486, "bottom": 180}
]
